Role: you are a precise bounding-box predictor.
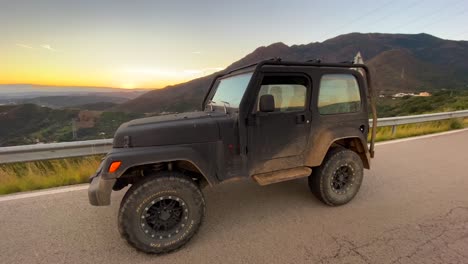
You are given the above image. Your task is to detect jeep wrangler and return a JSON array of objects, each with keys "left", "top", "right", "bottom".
[{"left": 88, "top": 59, "right": 377, "bottom": 254}]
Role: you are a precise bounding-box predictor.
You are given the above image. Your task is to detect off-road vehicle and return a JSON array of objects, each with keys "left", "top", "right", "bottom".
[{"left": 89, "top": 59, "right": 377, "bottom": 254}]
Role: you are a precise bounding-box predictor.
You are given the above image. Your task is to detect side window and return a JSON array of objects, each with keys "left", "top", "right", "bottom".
[
  {"left": 318, "top": 74, "right": 361, "bottom": 115},
  {"left": 256, "top": 76, "right": 308, "bottom": 112}
]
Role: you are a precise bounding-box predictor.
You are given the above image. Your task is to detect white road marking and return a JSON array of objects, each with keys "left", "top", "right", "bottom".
[
  {"left": 0, "top": 184, "right": 88, "bottom": 202},
  {"left": 1, "top": 128, "right": 467, "bottom": 203}
]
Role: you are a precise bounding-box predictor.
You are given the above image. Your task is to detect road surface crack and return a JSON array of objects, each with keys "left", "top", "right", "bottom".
[{"left": 320, "top": 206, "right": 468, "bottom": 264}]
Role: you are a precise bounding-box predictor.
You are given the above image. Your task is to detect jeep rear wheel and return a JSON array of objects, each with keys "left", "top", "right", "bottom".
[
  {"left": 309, "top": 148, "right": 364, "bottom": 206},
  {"left": 118, "top": 171, "right": 205, "bottom": 254}
]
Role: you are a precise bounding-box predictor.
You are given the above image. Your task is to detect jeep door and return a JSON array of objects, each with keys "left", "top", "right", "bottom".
[{"left": 247, "top": 73, "right": 312, "bottom": 174}]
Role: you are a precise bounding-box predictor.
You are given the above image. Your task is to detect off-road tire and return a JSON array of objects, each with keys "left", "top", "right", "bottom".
[
  {"left": 309, "top": 148, "right": 364, "bottom": 206},
  {"left": 118, "top": 171, "right": 205, "bottom": 254}
]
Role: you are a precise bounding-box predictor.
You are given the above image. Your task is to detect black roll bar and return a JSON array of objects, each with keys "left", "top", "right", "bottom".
[{"left": 202, "top": 59, "right": 377, "bottom": 158}]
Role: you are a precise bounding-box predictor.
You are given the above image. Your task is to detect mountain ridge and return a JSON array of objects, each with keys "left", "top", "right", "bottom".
[{"left": 114, "top": 32, "right": 468, "bottom": 113}]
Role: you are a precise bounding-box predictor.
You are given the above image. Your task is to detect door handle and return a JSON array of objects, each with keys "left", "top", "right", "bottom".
[{"left": 296, "top": 114, "right": 306, "bottom": 124}]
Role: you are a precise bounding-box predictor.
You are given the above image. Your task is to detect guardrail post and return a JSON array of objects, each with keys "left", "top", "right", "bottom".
[{"left": 391, "top": 125, "right": 397, "bottom": 136}]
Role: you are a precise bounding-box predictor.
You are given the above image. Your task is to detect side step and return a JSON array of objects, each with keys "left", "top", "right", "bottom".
[{"left": 252, "top": 167, "right": 312, "bottom": 186}]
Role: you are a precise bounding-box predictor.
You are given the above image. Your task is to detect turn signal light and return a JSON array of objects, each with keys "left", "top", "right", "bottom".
[{"left": 108, "top": 161, "right": 122, "bottom": 173}]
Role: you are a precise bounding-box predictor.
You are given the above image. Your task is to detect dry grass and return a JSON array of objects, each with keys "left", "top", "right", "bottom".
[
  {"left": 372, "top": 118, "right": 468, "bottom": 142},
  {"left": 0, "top": 118, "right": 467, "bottom": 195},
  {"left": 0, "top": 156, "right": 102, "bottom": 195}
]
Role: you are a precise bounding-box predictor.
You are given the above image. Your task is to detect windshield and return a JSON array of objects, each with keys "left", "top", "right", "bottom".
[{"left": 209, "top": 72, "right": 253, "bottom": 109}]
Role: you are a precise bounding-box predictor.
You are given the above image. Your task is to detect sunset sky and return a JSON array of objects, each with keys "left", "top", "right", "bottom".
[{"left": 1, "top": 0, "right": 467, "bottom": 89}]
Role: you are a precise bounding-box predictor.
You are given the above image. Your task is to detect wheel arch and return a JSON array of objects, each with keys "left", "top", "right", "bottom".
[
  {"left": 305, "top": 135, "right": 370, "bottom": 169},
  {"left": 330, "top": 137, "right": 370, "bottom": 169},
  {"left": 100, "top": 144, "right": 220, "bottom": 190},
  {"left": 115, "top": 159, "right": 212, "bottom": 190}
]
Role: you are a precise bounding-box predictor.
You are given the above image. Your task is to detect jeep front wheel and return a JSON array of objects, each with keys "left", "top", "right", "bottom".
[
  {"left": 308, "top": 148, "right": 364, "bottom": 206},
  {"left": 118, "top": 171, "right": 205, "bottom": 254}
]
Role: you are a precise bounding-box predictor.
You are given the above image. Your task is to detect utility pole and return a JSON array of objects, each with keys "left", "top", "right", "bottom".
[{"left": 72, "top": 118, "right": 77, "bottom": 140}]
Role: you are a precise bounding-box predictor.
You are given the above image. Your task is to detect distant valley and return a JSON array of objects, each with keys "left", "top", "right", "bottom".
[
  {"left": 0, "top": 84, "right": 148, "bottom": 108},
  {"left": 0, "top": 85, "right": 149, "bottom": 145},
  {"left": 2, "top": 95, "right": 127, "bottom": 109},
  {"left": 0, "top": 84, "right": 148, "bottom": 99}
]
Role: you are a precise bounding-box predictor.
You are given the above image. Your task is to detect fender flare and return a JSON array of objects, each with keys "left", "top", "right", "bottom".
[
  {"left": 100, "top": 143, "right": 220, "bottom": 185},
  {"left": 305, "top": 127, "right": 370, "bottom": 169}
]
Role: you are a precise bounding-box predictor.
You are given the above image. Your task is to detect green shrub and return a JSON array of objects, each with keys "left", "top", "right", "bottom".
[{"left": 449, "top": 119, "right": 463, "bottom": 129}]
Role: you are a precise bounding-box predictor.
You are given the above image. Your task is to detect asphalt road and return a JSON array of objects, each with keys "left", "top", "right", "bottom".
[{"left": 1, "top": 130, "right": 468, "bottom": 264}]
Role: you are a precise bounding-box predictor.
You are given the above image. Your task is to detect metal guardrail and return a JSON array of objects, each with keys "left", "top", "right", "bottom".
[
  {"left": 374, "top": 109, "right": 468, "bottom": 135},
  {"left": 374, "top": 110, "right": 468, "bottom": 127},
  {"left": 0, "top": 139, "right": 112, "bottom": 164},
  {"left": 1, "top": 110, "right": 468, "bottom": 164}
]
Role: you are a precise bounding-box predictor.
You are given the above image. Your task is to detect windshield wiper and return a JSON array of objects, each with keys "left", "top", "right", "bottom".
[
  {"left": 207, "top": 100, "right": 215, "bottom": 111},
  {"left": 220, "top": 101, "right": 230, "bottom": 114}
]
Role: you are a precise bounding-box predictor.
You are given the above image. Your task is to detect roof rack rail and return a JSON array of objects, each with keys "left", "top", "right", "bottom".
[
  {"left": 305, "top": 58, "right": 321, "bottom": 63},
  {"left": 223, "top": 57, "right": 281, "bottom": 76}
]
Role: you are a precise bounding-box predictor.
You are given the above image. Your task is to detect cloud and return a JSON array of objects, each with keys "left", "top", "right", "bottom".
[
  {"left": 40, "top": 44, "right": 57, "bottom": 51},
  {"left": 183, "top": 69, "right": 203, "bottom": 74},
  {"left": 16, "top": 43, "right": 33, "bottom": 49},
  {"left": 123, "top": 66, "right": 225, "bottom": 78},
  {"left": 183, "top": 67, "right": 224, "bottom": 75},
  {"left": 204, "top": 67, "right": 224, "bottom": 71},
  {"left": 125, "top": 68, "right": 180, "bottom": 77},
  {"left": 15, "top": 43, "right": 60, "bottom": 51},
  {"left": 191, "top": 51, "right": 202, "bottom": 54}
]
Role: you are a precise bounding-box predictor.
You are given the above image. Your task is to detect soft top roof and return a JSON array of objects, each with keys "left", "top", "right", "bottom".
[{"left": 223, "top": 58, "right": 368, "bottom": 77}]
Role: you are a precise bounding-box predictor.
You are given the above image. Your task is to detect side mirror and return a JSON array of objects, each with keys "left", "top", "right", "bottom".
[{"left": 259, "top": 94, "right": 275, "bottom": 112}]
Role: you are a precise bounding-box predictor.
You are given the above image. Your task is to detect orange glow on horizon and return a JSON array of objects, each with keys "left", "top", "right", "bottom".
[
  {"left": 0, "top": 68, "right": 221, "bottom": 89},
  {"left": 0, "top": 79, "right": 176, "bottom": 90},
  {"left": 0, "top": 45, "right": 227, "bottom": 90}
]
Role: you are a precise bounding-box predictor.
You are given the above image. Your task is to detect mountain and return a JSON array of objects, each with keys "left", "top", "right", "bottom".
[
  {"left": 112, "top": 33, "right": 468, "bottom": 113},
  {"left": 367, "top": 49, "right": 465, "bottom": 92},
  {"left": 114, "top": 77, "right": 212, "bottom": 113}
]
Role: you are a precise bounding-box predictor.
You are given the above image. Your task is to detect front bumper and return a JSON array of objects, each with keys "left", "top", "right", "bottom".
[{"left": 88, "top": 173, "right": 116, "bottom": 206}]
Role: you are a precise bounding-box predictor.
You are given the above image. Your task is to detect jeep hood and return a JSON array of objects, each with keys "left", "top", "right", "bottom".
[{"left": 113, "top": 112, "right": 221, "bottom": 148}]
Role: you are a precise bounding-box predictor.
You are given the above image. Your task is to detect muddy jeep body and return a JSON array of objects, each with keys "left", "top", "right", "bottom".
[{"left": 89, "top": 59, "right": 377, "bottom": 254}]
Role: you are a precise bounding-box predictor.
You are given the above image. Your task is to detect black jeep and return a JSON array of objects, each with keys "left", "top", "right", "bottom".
[{"left": 89, "top": 59, "right": 377, "bottom": 254}]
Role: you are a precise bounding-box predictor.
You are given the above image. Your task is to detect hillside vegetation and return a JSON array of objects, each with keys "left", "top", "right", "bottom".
[
  {"left": 0, "top": 104, "right": 78, "bottom": 146},
  {"left": 77, "top": 111, "right": 144, "bottom": 140},
  {"left": 0, "top": 104, "right": 143, "bottom": 146},
  {"left": 377, "top": 90, "right": 468, "bottom": 117}
]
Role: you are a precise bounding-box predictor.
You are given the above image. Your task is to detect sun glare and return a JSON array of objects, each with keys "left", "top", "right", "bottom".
[{"left": 120, "top": 83, "right": 137, "bottom": 89}]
